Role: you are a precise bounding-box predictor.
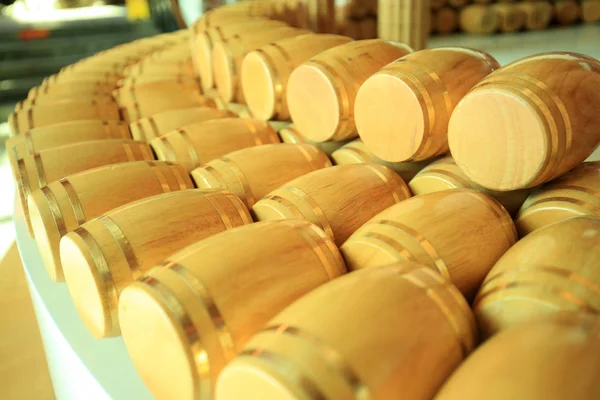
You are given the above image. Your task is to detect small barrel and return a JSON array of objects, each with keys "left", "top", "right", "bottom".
[
  {"left": 252, "top": 164, "right": 411, "bottom": 245},
  {"left": 217, "top": 263, "right": 476, "bottom": 400},
  {"left": 60, "top": 189, "right": 252, "bottom": 338},
  {"left": 340, "top": 189, "right": 517, "bottom": 299},
  {"left": 212, "top": 27, "right": 311, "bottom": 104},
  {"left": 191, "top": 143, "right": 331, "bottom": 208},
  {"left": 517, "top": 2, "right": 553, "bottom": 31},
  {"left": 8, "top": 101, "right": 122, "bottom": 136},
  {"left": 278, "top": 123, "right": 348, "bottom": 155},
  {"left": 241, "top": 33, "right": 352, "bottom": 121},
  {"left": 194, "top": 19, "right": 288, "bottom": 91},
  {"left": 119, "top": 94, "right": 216, "bottom": 123},
  {"left": 113, "top": 78, "right": 202, "bottom": 106},
  {"left": 515, "top": 161, "right": 600, "bottom": 237},
  {"left": 434, "top": 7, "right": 458, "bottom": 34},
  {"left": 356, "top": 47, "right": 499, "bottom": 162},
  {"left": 118, "top": 220, "right": 346, "bottom": 400},
  {"left": 459, "top": 5, "right": 499, "bottom": 34},
  {"left": 27, "top": 79, "right": 116, "bottom": 100},
  {"left": 28, "top": 161, "right": 193, "bottom": 282},
  {"left": 474, "top": 216, "right": 600, "bottom": 338},
  {"left": 409, "top": 156, "right": 531, "bottom": 216},
  {"left": 554, "top": 0, "right": 580, "bottom": 25},
  {"left": 331, "top": 139, "right": 432, "bottom": 182},
  {"left": 378, "top": 0, "right": 430, "bottom": 50},
  {"left": 151, "top": 118, "right": 280, "bottom": 171},
  {"left": 492, "top": 3, "right": 526, "bottom": 32},
  {"left": 15, "top": 93, "right": 115, "bottom": 111},
  {"left": 435, "top": 313, "right": 600, "bottom": 400},
  {"left": 13, "top": 139, "right": 153, "bottom": 233},
  {"left": 130, "top": 107, "right": 235, "bottom": 142},
  {"left": 448, "top": 52, "right": 600, "bottom": 191},
  {"left": 582, "top": 0, "right": 600, "bottom": 23},
  {"left": 287, "top": 39, "right": 413, "bottom": 142}
]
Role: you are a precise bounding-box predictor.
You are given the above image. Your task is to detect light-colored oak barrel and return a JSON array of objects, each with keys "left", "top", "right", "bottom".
[
  {"left": 118, "top": 219, "right": 346, "bottom": 400},
  {"left": 378, "top": 0, "right": 430, "bottom": 50},
  {"left": 15, "top": 93, "right": 115, "bottom": 111},
  {"left": 473, "top": 216, "right": 600, "bottom": 338},
  {"left": 8, "top": 101, "right": 122, "bottom": 136},
  {"left": 117, "top": 72, "right": 194, "bottom": 88},
  {"left": 331, "top": 139, "right": 432, "bottom": 182},
  {"left": 307, "top": 0, "right": 335, "bottom": 33},
  {"left": 517, "top": 2, "right": 553, "bottom": 30},
  {"left": 459, "top": 5, "right": 499, "bottom": 34},
  {"left": 6, "top": 120, "right": 131, "bottom": 161},
  {"left": 287, "top": 39, "right": 413, "bottom": 142},
  {"left": 448, "top": 52, "right": 600, "bottom": 191},
  {"left": 27, "top": 79, "right": 116, "bottom": 100},
  {"left": 241, "top": 34, "right": 352, "bottom": 121},
  {"left": 515, "top": 161, "right": 600, "bottom": 237},
  {"left": 434, "top": 7, "right": 458, "bottom": 34},
  {"left": 278, "top": 123, "right": 348, "bottom": 155},
  {"left": 217, "top": 262, "right": 476, "bottom": 400},
  {"left": 191, "top": 143, "right": 331, "bottom": 208},
  {"left": 28, "top": 161, "right": 193, "bottom": 282},
  {"left": 44, "top": 70, "right": 121, "bottom": 86},
  {"left": 434, "top": 313, "right": 600, "bottom": 400},
  {"left": 554, "top": 0, "right": 580, "bottom": 25},
  {"left": 355, "top": 47, "right": 499, "bottom": 162},
  {"left": 151, "top": 118, "right": 280, "bottom": 172},
  {"left": 492, "top": 3, "right": 526, "bottom": 32},
  {"left": 582, "top": 0, "right": 600, "bottom": 23},
  {"left": 130, "top": 107, "right": 235, "bottom": 142},
  {"left": 340, "top": 189, "right": 517, "bottom": 299},
  {"left": 252, "top": 164, "right": 412, "bottom": 245},
  {"left": 60, "top": 189, "right": 252, "bottom": 338},
  {"left": 113, "top": 78, "right": 202, "bottom": 106},
  {"left": 12, "top": 139, "right": 153, "bottom": 234},
  {"left": 408, "top": 156, "right": 531, "bottom": 216},
  {"left": 119, "top": 94, "right": 216, "bottom": 123},
  {"left": 194, "top": 19, "right": 288, "bottom": 91},
  {"left": 212, "top": 27, "right": 311, "bottom": 104}
]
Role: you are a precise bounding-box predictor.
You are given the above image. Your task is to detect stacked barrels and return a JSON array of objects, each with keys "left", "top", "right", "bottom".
[{"left": 7, "top": 2, "right": 600, "bottom": 400}]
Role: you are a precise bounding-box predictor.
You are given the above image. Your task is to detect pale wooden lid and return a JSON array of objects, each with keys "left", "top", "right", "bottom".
[
  {"left": 119, "top": 282, "right": 198, "bottom": 400},
  {"left": 286, "top": 64, "right": 340, "bottom": 142},
  {"left": 355, "top": 72, "right": 426, "bottom": 162},
  {"left": 28, "top": 190, "right": 63, "bottom": 282},
  {"left": 241, "top": 51, "right": 276, "bottom": 121},
  {"left": 448, "top": 89, "right": 547, "bottom": 191},
  {"left": 212, "top": 42, "right": 235, "bottom": 104},
  {"left": 190, "top": 166, "right": 223, "bottom": 189}
]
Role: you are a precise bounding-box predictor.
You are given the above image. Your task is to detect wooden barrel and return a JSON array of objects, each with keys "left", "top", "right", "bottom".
[
  {"left": 515, "top": 162, "right": 600, "bottom": 236},
  {"left": 44, "top": 70, "right": 121, "bottom": 86},
  {"left": 492, "top": 3, "right": 526, "bottom": 32},
  {"left": 278, "top": 123, "right": 348, "bottom": 155},
  {"left": 554, "top": 0, "right": 580, "bottom": 25},
  {"left": 151, "top": 118, "right": 280, "bottom": 171},
  {"left": 118, "top": 220, "right": 345, "bottom": 400},
  {"left": 355, "top": 47, "right": 499, "bottom": 162},
  {"left": 408, "top": 156, "right": 531, "bottom": 216},
  {"left": 61, "top": 189, "right": 252, "bottom": 338},
  {"left": 449, "top": 52, "right": 600, "bottom": 191},
  {"left": 241, "top": 33, "right": 352, "bottom": 121},
  {"left": 287, "top": 40, "right": 413, "bottom": 142},
  {"left": 340, "top": 189, "right": 517, "bottom": 299},
  {"left": 434, "top": 312, "right": 600, "bottom": 400},
  {"left": 252, "top": 164, "right": 411, "bottom": 245},
  {"left": 459, "top": 5, "right": 499, "bottom": 34},
  {"left": 119, "top": 94, "right": 216, "bottom": 123},
  {"left": 6, "top": 120, "right": 131, "bottom": 161},
  {"left": 517, "top": 2, "right": 553, "bottom": 30},
  {"left": 435, "top": 7, "right": 458, "bottom": 34},
  {"left": 113, "top": 78, "right": 202, "bottom": 106},
  {"left": 378, "top": 0, "right": 429, "bottom": 50},
  {"left": 582, "top": 0, "right": 600, "bottom": 23},
  {"left": 12, "top": 139, "right": 153, "bottom": 233},
  {"left": 307, "top": 0, "right": 335, "bottom": 33},
  {"left": 28, "top": 161, "right": 193, "bottom": 282},
  {"left": 194, "top": 19, "right": 288, "bottom": 91},
  {"left": 191, "top": 143, "right": 331, "bottom": 208},
  {"left": 28, "top": 79, "right": 116, "bottom": 100},
  {"left": 331, "top": 139, "right": 432, "bottom": 182},
  {"left": 474, "top": 216, "right": 600, "bottom": 338},
  {"left": 217, "top": 262, "right": 476, "bottom": 400},
  {"left": 212, "top": 27, "right": 311, "bottom": 104},
  {"left": 8, "top": 101, "right": 122, "bottom": 136},
  {"left": 15, "top": 93, "right": 115, "bottom": 111},
  {"left": 117, "top": 73, "right": 194, "bottom": 88},
  {"left": 130, "top": 107, "right": 235, "bottom": 142}
]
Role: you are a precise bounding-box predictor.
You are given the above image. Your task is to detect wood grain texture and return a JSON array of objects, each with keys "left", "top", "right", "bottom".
[
  {"left": 60, "top": 189, "right": 252, "bottom": 338},
  {"left": 278, "top": 123, "right": 348, "bottom": 155},
  {"left": 151, "top": 118, "right": 280, "bottom": 171},
  {"left": 378, "top": 0, "right": 430, "bottom": 50},
  {"left": 113, "top": 78, "right": 202, "bottom": 106},
  {"left": 449, "top": 52, "right": 600, "bottom": 191},
  {"left": 15, "top": 93, "right": 115, "bottom": 111},
  {"left": 217, "top": 263, "right": 476, "bottom": 400},
  {"left": 118, "top": 220, "right": 346, "bottom": 400},
  {"left": 287, "top": 39, "right": 413, "bottom": 142},
  {"left": 355, "top": 47, "right": 499, "bottom": 162},
  {"left": 435, "top": 313, "right": 600, "bottom": 400},
  {"left": 515, "top": 161, "right": 600, "bottom": 237},
  {"left": 340, "top": 189, "right": 517, "bottom": 299},
  {"left": 27, "top": 80, "right": 116, "bottom": 101},
  {"left": 119, "top": 93, "right": 216, "bottom": 123},
  {"left": 252, "top": 164, "right": 412, "bottom": 245},
  {"left": 28, "top": 161, "right": 194, "bottom": 282},
  {"left": 307, "top": 0, "right": 335, "bottom": 33},
  {"left": 474, "top": 216, "right": 600, "bottom": 338}
]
